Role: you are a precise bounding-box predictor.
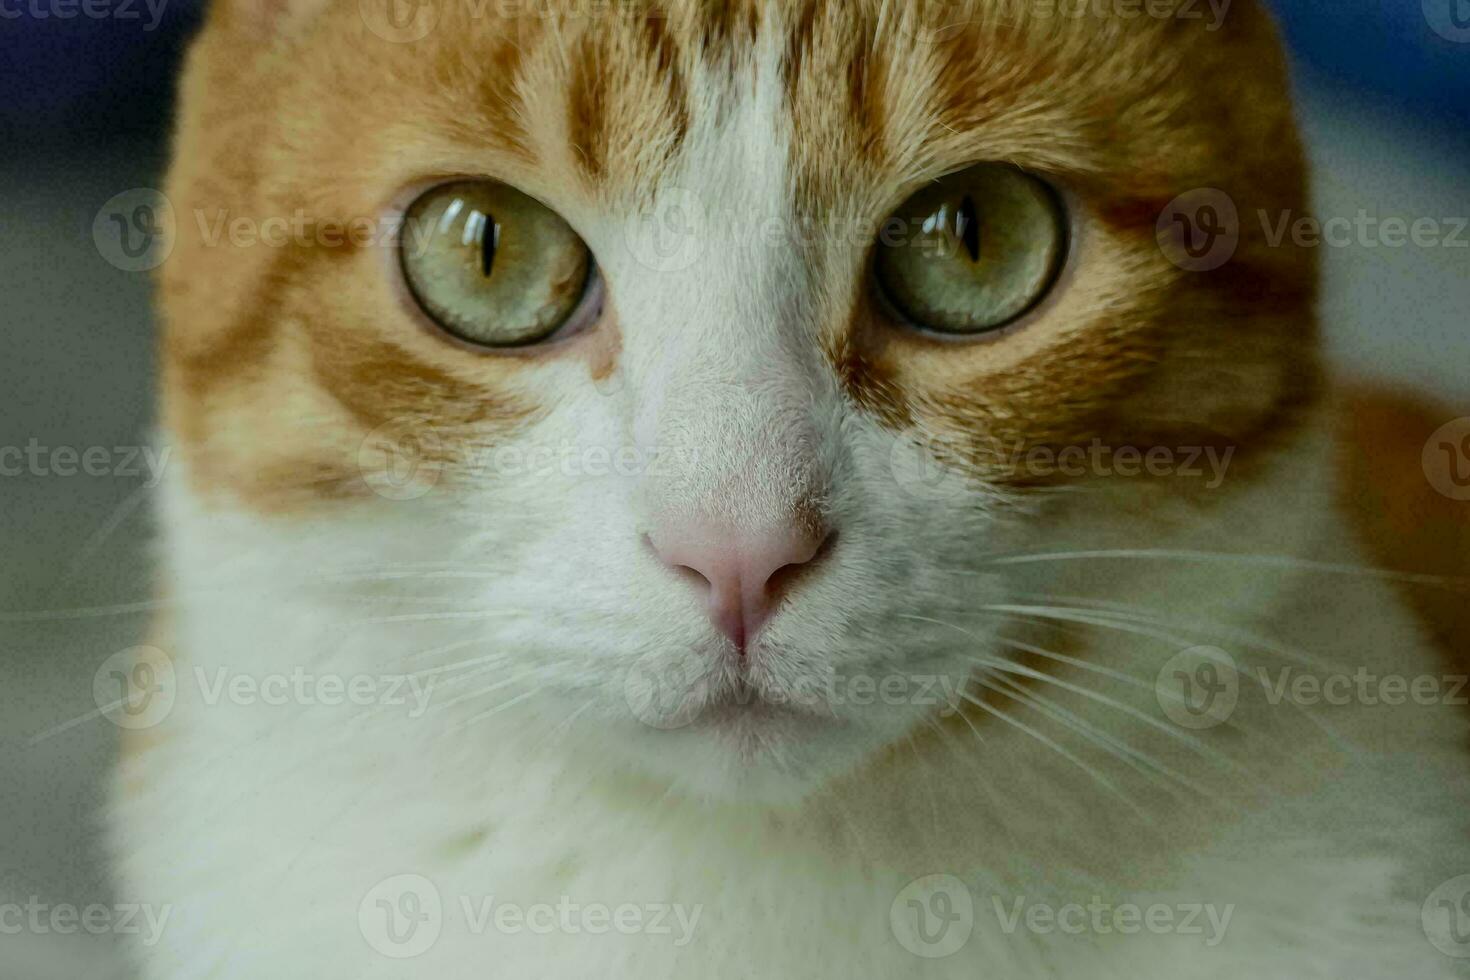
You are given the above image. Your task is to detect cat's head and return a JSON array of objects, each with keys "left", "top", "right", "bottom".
[{"left": 160, "top": 0, "right": 1316, "bottom": 802}]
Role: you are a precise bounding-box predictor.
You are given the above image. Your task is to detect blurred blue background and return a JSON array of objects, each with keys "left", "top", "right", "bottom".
[
  {"left": 2, "top": 0, "right": 1470, "bottom": 145},
  {"left": 1271, "top": 0, "right": 1470, "bottom": 136}
]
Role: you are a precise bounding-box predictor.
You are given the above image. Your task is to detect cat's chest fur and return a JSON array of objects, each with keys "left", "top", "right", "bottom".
[{"left": 113, "top": 416, "right": 1470, "bottom": 980}]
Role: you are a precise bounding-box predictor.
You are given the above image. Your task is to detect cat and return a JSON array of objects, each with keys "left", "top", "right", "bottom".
[{"left": 112, "top": 0, "right": 1470, "bottom": 977}]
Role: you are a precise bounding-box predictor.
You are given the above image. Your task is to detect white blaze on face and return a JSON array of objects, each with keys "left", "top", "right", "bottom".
[{"left": 597, "top": 38, "right": 840, "bottom": 541}]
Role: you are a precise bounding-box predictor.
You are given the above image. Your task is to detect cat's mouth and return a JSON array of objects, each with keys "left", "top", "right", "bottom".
[
  {"left": 701, "top": 676, "right": 839, "bottom": 722},
  {"left": 627, "top": 661, "right": 849, "bottom": 740},
  {"left": 698, "top": 672, "right": 843, "bottom": 725},
  {"left": 688, "top": 682, "right": 846, "bottom": 762}
]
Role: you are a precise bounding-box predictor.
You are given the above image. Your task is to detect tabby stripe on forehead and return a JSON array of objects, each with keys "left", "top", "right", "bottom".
[
  {"left": 640, "top": 13, "right": 691, "bottom": 159},
  {"left": 782, "top": 1, "right": 891, "bottom": 192},
  {"left": 696, "top": 0, "right": 763, "bottom": 56},
  {"left": 567, "top": 36, "right": 610, "bottom": 182},
  {"left": 566, "top": 16, "right": 690, "bottom": 185},
  {"left": 845, "top": 41, "right": 890, "bottom": 168},
  {"left": 928, "top": 19, "right": 1061, "bottom": 137},
  {"left": 472, "top": 33, "right": 537, "bottom": 165}
]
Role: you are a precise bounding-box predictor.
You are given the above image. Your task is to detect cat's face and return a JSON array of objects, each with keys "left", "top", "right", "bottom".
[{"left": 161, "top": 0, "right": 1314, "bottom": 801}]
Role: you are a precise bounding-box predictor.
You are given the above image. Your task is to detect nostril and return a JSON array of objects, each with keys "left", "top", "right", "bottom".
[
  {"left": 645, "top": 533, "right": 707, "bottom": 583},
  {"left": 761, "top": 531, "right": 836, "bottom": 607},
  {"left": 644, "top": 532, "right": 722, "bottom": 589},
  {"left": 672, "top": 563, "right": 712, "bottom": 591}
]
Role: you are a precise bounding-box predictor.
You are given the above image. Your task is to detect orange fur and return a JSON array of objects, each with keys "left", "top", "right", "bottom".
[{"left": 1339, "top": 386, "right": 1470, "bottom": 672}]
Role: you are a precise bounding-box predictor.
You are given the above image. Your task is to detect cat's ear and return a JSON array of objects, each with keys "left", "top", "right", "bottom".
[{"left": 212, "top": 0, "right": 332, "bottom": 39}]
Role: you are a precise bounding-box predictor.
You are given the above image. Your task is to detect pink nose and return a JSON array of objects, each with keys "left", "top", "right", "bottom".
[{"left": 648, "top": 521, "right": 833, "bottom": 653}]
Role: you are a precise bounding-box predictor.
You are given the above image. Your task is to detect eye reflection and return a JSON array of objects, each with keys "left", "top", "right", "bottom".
[{"left": 876, "top": 164, "right": 1067, "bottom": 335}]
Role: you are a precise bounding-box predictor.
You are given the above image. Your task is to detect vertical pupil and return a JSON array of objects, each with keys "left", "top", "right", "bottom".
[
  {"left": 481, "top": 214, "right": 500, "bottom": 279},
  {"left": 956, "top": 195, "right": 981, "bottom": 263}
]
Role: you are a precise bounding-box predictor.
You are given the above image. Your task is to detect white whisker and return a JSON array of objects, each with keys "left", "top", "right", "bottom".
[
  {"left": 977, "top": 673, "right": 1219, "bottom": 802},
  {"left": 987, "top": 549, "right": 1469, "bottom": 589},
  {"left": 956, "top": 690, "right": 1149, "bottom": 821}
]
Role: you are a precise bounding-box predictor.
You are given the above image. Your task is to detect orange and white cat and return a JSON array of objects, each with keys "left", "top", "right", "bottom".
[{"left": 113, "top": 1, "right": 1470, "bottom": 977}]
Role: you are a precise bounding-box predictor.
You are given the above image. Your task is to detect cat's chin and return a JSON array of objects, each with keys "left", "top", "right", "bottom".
[{"left": 600, "top": 698, "right": 927, "bottom": 807}]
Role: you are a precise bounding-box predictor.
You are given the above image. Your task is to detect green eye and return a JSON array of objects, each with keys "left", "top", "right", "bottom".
[
  {"left": 874, "top": 164, "right": 1067, "bottom": 335},
  {"left": 400, "top": 181, "right": 593, "bottom": 348}
]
